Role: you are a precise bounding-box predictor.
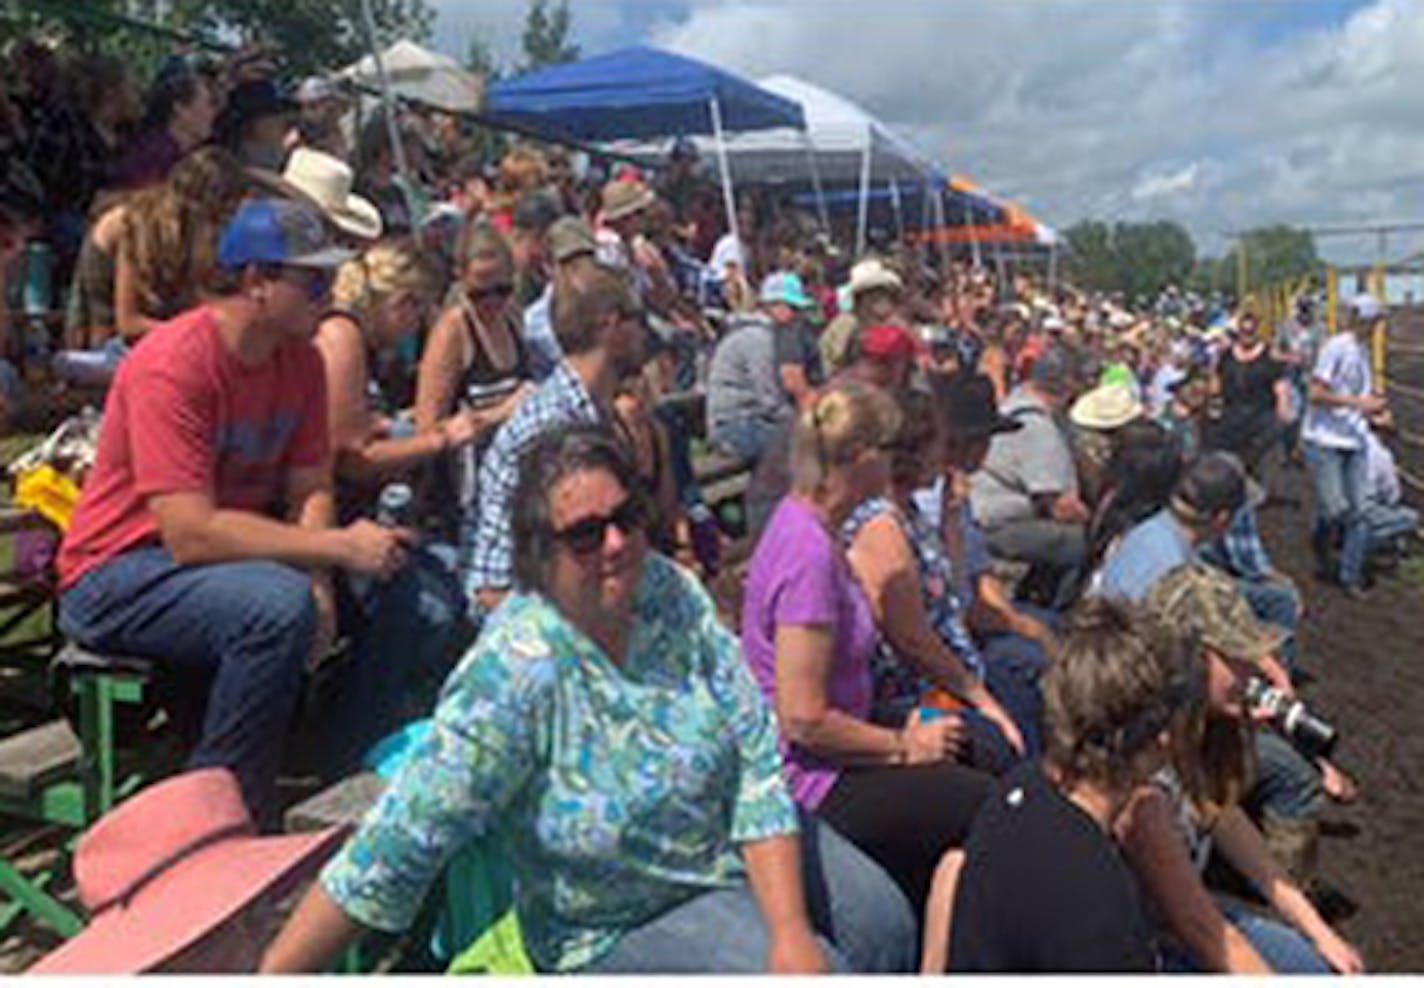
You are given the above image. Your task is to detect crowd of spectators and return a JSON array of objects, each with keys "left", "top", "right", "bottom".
[{"left": 2, "top": 30, "right": 1413, "bottom": 976}]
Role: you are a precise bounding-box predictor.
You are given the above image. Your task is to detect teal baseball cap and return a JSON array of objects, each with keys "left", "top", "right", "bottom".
[
  {"left": 216, "top": 199, "right": 355, "bottom": 271},
  {"left": 759, "top": 271, "right": 815, "bottom": 310}
]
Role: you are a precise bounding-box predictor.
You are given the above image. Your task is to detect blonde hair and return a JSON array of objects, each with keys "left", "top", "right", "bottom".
[
  {"left": 789, "top": 382, "right": 901, "bottom": 494},
  {"left": 331, "top": 241, "right": 432, "bottom": 322}
]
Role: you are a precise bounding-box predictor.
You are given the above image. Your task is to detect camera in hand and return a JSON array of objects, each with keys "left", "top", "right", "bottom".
[
  {"left": 375, "top": 483, "right": 414, "bottom": 529},
  {"left": 1245, "top": 678, "right": 1338, "bottom": 760}
]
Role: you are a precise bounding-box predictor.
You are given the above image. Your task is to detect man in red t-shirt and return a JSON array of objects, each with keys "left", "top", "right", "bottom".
[{"left": 57, "top": 199, "right": 410, "bottom": 819}]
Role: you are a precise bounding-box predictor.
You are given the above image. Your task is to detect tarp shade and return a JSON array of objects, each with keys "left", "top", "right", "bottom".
[
  {"left": 338, "top": 39, "right": 485, "bottom": 114},
  {"left": 789, "top": 183, "right": 1007, "bottom": 229},
  {"left": 486, "top": 45, "right": 805, "bottom": 142}
]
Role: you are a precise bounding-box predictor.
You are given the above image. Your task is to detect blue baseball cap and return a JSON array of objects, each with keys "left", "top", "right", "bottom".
[
  {"left": 216, "top": 199, "right": 355, "bottom": 271},
  {"left": 759, "top": 271, "right": 815, "bottom": 310}
]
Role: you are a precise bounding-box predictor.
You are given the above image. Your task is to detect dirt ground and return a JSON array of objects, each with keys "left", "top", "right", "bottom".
[
  {"left": 1270, "top": 307, "right": 1424, "bottom": 972},
  {"left": 0, "top": 316, "right": 1421, "bottom": 973}
]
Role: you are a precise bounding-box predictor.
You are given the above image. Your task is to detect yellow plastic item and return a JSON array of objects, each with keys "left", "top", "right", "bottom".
[{"left": 14, "top": 464, "right": 82, "bottom": 531}]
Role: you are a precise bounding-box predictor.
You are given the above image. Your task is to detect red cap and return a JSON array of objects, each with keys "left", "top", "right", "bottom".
[{"left": 860, "top": 323, "right": 925, "bottom": 361}]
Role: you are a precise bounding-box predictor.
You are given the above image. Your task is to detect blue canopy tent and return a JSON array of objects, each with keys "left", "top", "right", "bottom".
[{"left": 488, "top": 46, "right": 807, "bottom": 247}]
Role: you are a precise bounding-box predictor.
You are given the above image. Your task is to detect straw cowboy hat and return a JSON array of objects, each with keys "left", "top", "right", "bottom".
[
  {"left": 847, "top": 258, "right": 903, "bottom": 297},
  {"left": 280, "top": 147, "right": 384, "bottom": 241},
  {"left": 1070, "top": 382, "right": 1144, "bottom": 431},
  {"left": 29, "top": 769, "right": 347, "bottom": 974},
  {"left": 601, "top": 179, "right": 658, "bottom": 222}
]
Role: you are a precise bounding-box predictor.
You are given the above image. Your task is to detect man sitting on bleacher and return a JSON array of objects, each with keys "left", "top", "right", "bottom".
[{"left": 55, "top": 200, "right": 410, "bottom": 822}]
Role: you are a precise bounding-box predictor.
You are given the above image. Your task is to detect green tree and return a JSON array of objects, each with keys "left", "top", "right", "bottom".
[
  {"left": 465, "top": 31, "right": 503, "bottom": 81},
  {"left": 1062, "top": 219, "right": 1196, "bottom": 300},
  {"left": 518, "top": 0, "right": 578, "bottom": 73},
  {"left": 1062, "top": 220, "right": 1116, "bottom": 291},
  {"left": 10, "top": 0, "right": 435, "bottom": 78},
  {"left": 170, "top": 0, "right": 435, "bottom": 77},
  {"left": 1231, "top": 224, "right": 1320, "bottom": 293}
]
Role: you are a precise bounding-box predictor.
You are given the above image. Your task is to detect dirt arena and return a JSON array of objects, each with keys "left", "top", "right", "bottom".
[{"left": 1275, "top": 306, "right": 1424, "bottom": 971}]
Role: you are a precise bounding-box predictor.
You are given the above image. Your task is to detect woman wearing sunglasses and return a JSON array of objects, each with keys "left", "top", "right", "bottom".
[
  {"left": 741, "top": 381, "right": 990, "bottom": 918},
  {"left": 263, "top": 426, "right": 915, "bottom": 974},
  {"left": 415, "top": 223, "right": 533, "bottom": 542}
]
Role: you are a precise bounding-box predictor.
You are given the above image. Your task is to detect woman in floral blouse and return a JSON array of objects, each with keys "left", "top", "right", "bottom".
[{"left": 262, "top": 426, "right": 914, "bottom": 974}]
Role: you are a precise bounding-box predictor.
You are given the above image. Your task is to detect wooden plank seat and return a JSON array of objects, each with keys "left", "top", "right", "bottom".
[
  {"left": 284, "top": 772, "right": 385, "bottom": 835},
  {"left": 0, "top": 719, "right": 80, "bottom": 801}
]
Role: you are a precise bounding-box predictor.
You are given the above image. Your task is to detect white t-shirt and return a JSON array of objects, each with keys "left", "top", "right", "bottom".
[
  {"left": 709, "top": 233, "right": 747, "bottom": 275},
  {"left": 1302, "top": 332, "right": 1372, "bottom": 451}
]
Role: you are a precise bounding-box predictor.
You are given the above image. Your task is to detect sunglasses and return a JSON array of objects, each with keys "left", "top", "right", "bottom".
[
  {"left": 470, "top": 283, "right": 515, "bottom": 303},
  {"left": 287, "top": 266, "right": 335, "bottom": 303},
  {"left": 551, "top": 497, "right": 646, "bottom": 556}
]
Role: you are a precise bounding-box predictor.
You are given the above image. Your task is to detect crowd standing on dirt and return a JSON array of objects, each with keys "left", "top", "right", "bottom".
[{"left": 1, "top": 31, "right": 1414, "bottom": 976}]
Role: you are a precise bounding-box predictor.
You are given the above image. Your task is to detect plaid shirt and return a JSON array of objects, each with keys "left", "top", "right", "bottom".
[
  {"left": 1200, "top": 505, "right": 1273, "bottom": 583},
  {"left": 464, "top": 361, "right": 603, "bottom": 594}
]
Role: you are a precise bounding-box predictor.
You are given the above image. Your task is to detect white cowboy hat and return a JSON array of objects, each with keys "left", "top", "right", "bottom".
[
  {"left": 280, "top": 147, "right": 383, "bottom": 242},
  {"left": 1070, "top": 382, "right": 1144, "bottom": 431},
  {"left": 847, "top": 258, "right": 903, "bottom": 297}
]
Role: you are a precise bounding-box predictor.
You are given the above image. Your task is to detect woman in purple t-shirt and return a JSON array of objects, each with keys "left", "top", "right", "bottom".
[{"left": 742, "top": 381, "right": 990, "bottom": 913}]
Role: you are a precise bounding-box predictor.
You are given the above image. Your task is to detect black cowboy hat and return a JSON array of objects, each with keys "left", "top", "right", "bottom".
[{"left": 934, "top": 373, "right": 1023, "bottom": 439}]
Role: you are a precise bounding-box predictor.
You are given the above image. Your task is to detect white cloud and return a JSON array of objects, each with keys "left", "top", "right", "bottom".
[
  {"left": 1132, "top": 163, "right": 1200, "bottom": 202},
  {"left": 424, "top": 0, "right": 1424, "bottom": 262},
  {"left": 645, "top": 0, "right": 1424, "bottom": 260}
]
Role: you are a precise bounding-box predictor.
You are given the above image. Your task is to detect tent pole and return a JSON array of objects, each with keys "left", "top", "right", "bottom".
[
  {"left": 358, "top": 0, "right": 420, "bottom": 227},
  {"left": 802, "top": 131, "right": 830, "bottom": 233},
  {"left": 709, "top": 96, "right": 741, "bottom": 261},
  {"left": 890, "top": 180, "right": 904, "bottom": 243},
  {"left": 932, "top": 186, "right": 948, "bottom": 276},
  {"left": 967, "top": 198, "right": 983, "bottom": 269},
  {"left": 856, "top": 144, "right": 871, "bottom": 257}
]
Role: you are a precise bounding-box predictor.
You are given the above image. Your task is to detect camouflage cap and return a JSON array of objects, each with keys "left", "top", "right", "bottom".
[{"left": 1144, "top": 563, "right": 1286, "bottom": 664}]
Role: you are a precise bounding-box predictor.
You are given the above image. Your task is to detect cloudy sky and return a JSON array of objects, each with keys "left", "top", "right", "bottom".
[{"left": 428, "top": 0, "right": 1424, "bottom": 261}]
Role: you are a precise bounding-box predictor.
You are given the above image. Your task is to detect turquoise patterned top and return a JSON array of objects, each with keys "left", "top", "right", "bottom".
[{"left": 319, "top": 553, "right": 798, "bottom": 972}]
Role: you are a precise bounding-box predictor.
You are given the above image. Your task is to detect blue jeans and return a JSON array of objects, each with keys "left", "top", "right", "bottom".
[
  {"left": 1160, "top": 896, "right": 1329, "bottom": 973},
  {"left": 1248, "top": 729, "right": 1324, "bottom": 822},
  {"left": 1364, "top": 499, "right": 1419, "bottom": 553},
  {"left": 978, "top": 602, "right": 1056, "bottom": 758},
  {"left": 710, "top": 417, "right": 780, "bottom": 465},
  {"left": 584, "top": 813, "right": 917, "bottom": 973},
  {"left": 335, "top": 544, "right": 464, "bottom": 767},
  {"left": 58, "top": 547, "right": 315, "bottom": 819},
  {"left": 1304, "top": 441, "right": 1369, "bottom": 589},
  {"left": 1238, "top": 577, "right": 1302, "bottom": 671}
]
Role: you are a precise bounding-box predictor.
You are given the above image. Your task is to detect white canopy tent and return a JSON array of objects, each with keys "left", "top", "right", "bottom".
[
  {"left": 336, "top": 38, "right": 485, "bottom": 115},
  {"left": 614, "top": 73, "right": 949, "bottom": 254}
]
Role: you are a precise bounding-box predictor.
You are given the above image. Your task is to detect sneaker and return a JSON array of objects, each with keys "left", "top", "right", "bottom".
[{"left": 1341, "top": 583, "right": 1367, "bottom": 600}]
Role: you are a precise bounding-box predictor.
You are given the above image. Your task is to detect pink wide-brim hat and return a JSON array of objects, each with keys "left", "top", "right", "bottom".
[{"left": 29, "top": 768, "right": 346, "bottom": 974}]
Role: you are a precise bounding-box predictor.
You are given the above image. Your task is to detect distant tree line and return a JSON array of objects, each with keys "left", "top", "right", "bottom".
[{"left": 1061, "top": 218, "right": 1320, "bottom": 302}]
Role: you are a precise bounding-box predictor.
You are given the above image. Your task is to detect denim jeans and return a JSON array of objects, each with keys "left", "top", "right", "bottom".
[
  {"left": 1364, "top": 500, "right": 1420, "bottom": 553},
  {"left": 1159, "top": 896, "right": 1329, "bottom": 973},
  {"left": 1238, "top": 577, "right": 1302, "bottom": 671},
  {"left": 58, "top": 547, "right": 315, "bottom": 819},
  {"left": 334, "top": 544, "right": 465, "bottom": 768},
  {"left": 978, "top": 602, "right": 1055, "bottom": 758},
  {"left": 584, "top": 812, "right": 917, "bottom": 973},
  {"left": 710, "top": 417, "right": 780, "bottom": 465},
  {"left": 1304, "top": 441, "right": 1369, "bottom": 588},
  {"left": 1247, "top": 729, "right": 1324, "bottom": 822}
]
